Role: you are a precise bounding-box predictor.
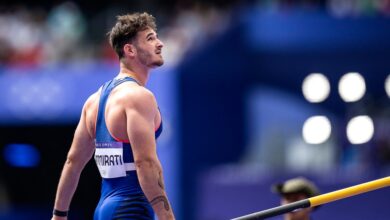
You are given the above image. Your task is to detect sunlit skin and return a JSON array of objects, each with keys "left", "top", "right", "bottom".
[
  {"left": 133, "top": 28, "right": 164, "bottom": 68},
  {"left": 281, "top": 193, "right": 313, "bottom": 220},
  {"left": 121, "top": 27, "right": 164, "bottom": 80}
]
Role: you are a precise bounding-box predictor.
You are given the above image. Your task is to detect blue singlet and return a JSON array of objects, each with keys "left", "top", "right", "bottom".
[{"left": 93, "top": 77, "right": 163, "bottom": 220}]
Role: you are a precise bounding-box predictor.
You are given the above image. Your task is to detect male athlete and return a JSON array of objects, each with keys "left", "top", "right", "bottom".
[
  {"left": 52, "top": 12, "right": 175, "bottom": 220},
  {"left": 272, "top": 177, "right": 320, "bottom": 220}
]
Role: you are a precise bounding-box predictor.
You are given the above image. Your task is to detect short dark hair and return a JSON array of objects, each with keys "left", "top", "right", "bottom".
[{"left": 108, "top": 12, "right": 157, "bottom": 59}]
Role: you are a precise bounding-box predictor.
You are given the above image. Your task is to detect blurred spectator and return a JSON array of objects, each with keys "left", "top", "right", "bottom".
[
  {"left": 158, "top": 2, "right": 231, "bottom": 66},
  {"left": 43, "top": 1, "right": 87, "bottom": 64},
  {"left": 272, "top": 177, "right": 320, "bottom": 220},
  {"left": 0, "top": 6, "right": 45, "bottom": 66}
]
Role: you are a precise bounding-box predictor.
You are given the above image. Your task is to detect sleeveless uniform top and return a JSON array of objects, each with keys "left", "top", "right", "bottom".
[{"left": 93, "top": 77, "right": 162, "bottom": 220}]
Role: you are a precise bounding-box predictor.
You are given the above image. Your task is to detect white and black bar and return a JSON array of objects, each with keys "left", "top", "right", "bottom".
[{"left": 231, "top": 199, "right": 310, "bottom": 220}]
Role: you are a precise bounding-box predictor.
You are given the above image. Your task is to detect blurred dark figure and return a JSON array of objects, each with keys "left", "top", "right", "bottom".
[{"left": 272, "top": 177, "right": 320, "bottom": 220}]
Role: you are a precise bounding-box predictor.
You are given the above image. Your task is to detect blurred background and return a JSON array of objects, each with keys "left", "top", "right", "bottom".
[{"left": 1, "top": 0, "right": 390, "bottom": 219}]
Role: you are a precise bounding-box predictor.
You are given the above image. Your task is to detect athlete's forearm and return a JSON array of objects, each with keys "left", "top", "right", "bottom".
[
  {"left": 135, "top": 159, "right": 175, "bottom": 220},
  {"left": 53, "top": 159, "right": 83, "bottom": 212}
]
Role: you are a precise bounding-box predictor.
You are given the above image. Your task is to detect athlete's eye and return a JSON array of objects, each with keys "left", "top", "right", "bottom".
[{"left": 147, "top": 35, "right": 156, "bottom": 41}]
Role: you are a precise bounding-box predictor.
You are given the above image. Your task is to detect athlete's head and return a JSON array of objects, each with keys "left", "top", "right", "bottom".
[{"left": 108, "top": 12, "right": 164, "bottom": 67}]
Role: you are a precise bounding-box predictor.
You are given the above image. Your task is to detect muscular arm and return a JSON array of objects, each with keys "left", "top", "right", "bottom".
[
  {"left": 125, "top": 89, "right": 175, "bottom": 220},
  {"left": 52, "top": 102, "right": 95, "bottom": 219}
]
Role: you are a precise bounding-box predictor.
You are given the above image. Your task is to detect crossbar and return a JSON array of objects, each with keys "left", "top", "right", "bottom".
[{"left": 232, "top": 176, "right": 390, "bottom": 220}]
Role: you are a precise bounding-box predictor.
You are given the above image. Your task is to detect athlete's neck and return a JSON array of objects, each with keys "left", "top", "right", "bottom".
[{"left": 118, "top": 62, "right": 149, "bottom": 86}]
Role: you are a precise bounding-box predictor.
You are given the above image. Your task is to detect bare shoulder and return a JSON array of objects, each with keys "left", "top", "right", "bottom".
[
  {"left": 84, "top": 88, "right": 101, "bottom": 111},
  {"left": 119, "top": 85, "right": 157, "bottom": 111},
  {"left": 82, "top": 88, "right": 102, "bottom": 138}
]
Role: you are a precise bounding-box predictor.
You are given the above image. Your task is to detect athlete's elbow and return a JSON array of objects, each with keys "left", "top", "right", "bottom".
[
  {"left": 135, "top": 157, "right": 159, "bottom": 170},
  {"left": 65, "top": 154, "right": 83, "bottom": 170}
]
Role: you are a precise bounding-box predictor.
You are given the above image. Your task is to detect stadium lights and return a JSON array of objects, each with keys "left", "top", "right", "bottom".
[
  {"left": 338, "top": 72, "right": 366, "bottom": 102},
  {"left": 302, "top": 116, "right": 332, "bottom": 144},
  {"left": 346, "top": 115, "right": 374, "bottom": 145},
  {"left": 302, "top": 73, "right": 330, "bottom": 103},
  {"left": 385, "top": 75, "right": 390, "bottom": 98}
]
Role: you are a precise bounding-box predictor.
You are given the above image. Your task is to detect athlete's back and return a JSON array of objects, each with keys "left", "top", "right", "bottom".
[
  {"left": 85, "top": 77, "right": 162, "bottom": 219},
  {"left": 84, "top": 79, "right": 162, "bottom": 143}
]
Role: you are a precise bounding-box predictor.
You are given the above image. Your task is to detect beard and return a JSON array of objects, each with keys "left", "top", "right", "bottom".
[{"left": 136, "top": 46, "right": 164, "bottom": 68}]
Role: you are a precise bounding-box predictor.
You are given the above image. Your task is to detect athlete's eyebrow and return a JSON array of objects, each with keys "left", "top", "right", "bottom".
[{"left": 146, "top": 32, "right": 155, "bottom": 39}]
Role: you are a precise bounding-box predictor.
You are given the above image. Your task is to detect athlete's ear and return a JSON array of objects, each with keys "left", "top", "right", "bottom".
[{"left": 123, "top": 43, "right": 136, "bottom": 58}]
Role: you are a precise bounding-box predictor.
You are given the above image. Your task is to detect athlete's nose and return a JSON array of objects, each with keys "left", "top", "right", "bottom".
[{"left": 156, "top": 38, "right": 164, "bottom": 49}]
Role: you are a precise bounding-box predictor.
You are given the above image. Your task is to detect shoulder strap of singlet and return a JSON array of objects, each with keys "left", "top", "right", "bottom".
[{"left": 95, "top": 77, "right": 138, "bottom": 142}]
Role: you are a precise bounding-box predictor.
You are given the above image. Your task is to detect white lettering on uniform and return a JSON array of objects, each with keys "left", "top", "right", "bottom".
[
  {"left": 94, "top": 154, "right": 123, "bottom": 166},
  {"left": 94, "top": 144, "right": 126, "bottom": 178}
]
